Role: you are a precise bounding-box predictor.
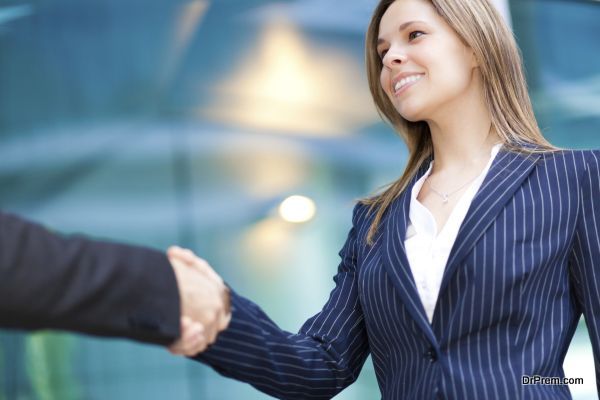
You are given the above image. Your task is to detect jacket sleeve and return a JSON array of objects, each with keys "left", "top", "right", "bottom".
[
  {"left": 569, "top": 150, "right": 600, "bottom": 395},
  {"left": 193, "top": 203, "right": 371, "bottom": 399},
  {"left": 0, "top": 211, "right": 181, "bottom": 346}
]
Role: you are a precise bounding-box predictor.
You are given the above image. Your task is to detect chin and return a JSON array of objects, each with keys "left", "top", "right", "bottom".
[
  {"left": 396, "top": 102, "right": 427, "bottom": 122},
  {"left": 399, "top": 112, "right": 422, "bottom": 123}
]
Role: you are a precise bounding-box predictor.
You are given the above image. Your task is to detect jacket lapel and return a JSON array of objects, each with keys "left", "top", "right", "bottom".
[
  {"left": 437, "top": 147, "right": 541, "bottom": 298},
  {"left": 380, "top": 146, "right": 541, "bottom": 344},
  {"left": 380, "top": 153, "right": 438, "bottom": 346}
]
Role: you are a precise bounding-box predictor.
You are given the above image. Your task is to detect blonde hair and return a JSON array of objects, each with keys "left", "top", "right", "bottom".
[{"left": 361, "top": 0, "right": 561, "bottom": 245}]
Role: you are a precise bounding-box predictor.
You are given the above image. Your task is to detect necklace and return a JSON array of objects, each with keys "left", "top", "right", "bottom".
[
  {"left": 426, "top": 141, "right": 501, "bottom": 204},
  {"left": 427, "top": 174, "right": 480, "bottom": 204}
]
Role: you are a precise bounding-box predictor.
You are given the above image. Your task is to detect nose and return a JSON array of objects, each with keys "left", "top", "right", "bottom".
[{"left": 382, "top": 50, "right": 406, "bottom": 69}]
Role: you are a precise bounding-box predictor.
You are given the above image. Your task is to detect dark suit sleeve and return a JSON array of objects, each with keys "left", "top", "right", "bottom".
[
  {"left": 569, "top": 150, "right": 600, "bottom": 395},
  {"left": 0, "top": 211, "right": 181, "bottom": 346},
  {"left": 191, "top": 203, "right": 371, "bottom": 399}
]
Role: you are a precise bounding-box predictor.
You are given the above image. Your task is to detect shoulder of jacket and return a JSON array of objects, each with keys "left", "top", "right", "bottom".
[
  {"left": 538, "top": 148, "right": 598, "bottom": 168},
  {"left": 567, "top": 149, "right": 600, "bottom": 171},
  {"left": 584, "top": 149, "right": 600, "bottom": 163},
  {"left": 351, "top": 202, "right": 369, "bottom": 227}
]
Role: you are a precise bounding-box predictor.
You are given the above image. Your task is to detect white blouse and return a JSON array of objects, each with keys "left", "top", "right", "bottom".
[{"left": 405, "top": 143, "right": 503, "bottom": 323}]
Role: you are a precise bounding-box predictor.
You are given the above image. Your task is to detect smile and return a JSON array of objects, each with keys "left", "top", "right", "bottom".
[{"left": 393, "top": 74, "right": 423, "bottom": 95}]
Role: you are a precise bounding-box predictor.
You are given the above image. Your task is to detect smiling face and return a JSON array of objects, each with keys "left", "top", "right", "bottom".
[{"left": 377, "top": 0, "right": 478, "bottom": 122}]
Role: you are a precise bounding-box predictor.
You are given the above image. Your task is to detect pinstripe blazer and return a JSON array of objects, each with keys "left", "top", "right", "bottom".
[{"left": 194, "top": 147, "right": 600, "bottom": 400}]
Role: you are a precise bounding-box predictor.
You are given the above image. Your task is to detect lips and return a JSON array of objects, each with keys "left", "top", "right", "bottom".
[{"left": 391, "top": 73, "right": 424, "bottom": 96}]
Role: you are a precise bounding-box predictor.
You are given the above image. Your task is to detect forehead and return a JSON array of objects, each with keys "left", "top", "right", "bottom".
[{"left": 378, "top": 0, "right": 438, "bottom": 39}]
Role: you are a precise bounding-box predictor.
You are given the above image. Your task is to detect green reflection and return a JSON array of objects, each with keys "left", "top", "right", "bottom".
[{"left": 26, "top": 333, "right": 81, "bottom": 400}]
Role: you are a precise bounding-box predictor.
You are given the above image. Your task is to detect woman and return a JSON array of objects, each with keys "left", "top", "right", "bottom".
[{"left": 169, "top": 0, "right": 600, "bottom": 399}]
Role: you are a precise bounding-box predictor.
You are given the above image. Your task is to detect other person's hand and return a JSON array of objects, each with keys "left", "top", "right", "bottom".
[{"left": 168, "top": 246, "right": 231, "bottom": 356}]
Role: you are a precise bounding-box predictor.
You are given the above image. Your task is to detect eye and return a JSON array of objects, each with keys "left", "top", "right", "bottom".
[
  {"left": 408, "top": 30, "right": 425, "bottom": 41},
  {"left": 378, "top": 49, "right": 388, "bottom": 60}
]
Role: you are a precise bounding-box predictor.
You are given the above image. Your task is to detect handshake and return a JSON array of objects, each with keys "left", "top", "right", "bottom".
[{"left": 167, "top": 246, "right": 231, "bottom": 357}]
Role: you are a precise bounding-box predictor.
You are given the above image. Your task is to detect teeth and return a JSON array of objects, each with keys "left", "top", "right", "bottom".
[{"left": 394, "top": 74, "right": 423, "bottom": 92}]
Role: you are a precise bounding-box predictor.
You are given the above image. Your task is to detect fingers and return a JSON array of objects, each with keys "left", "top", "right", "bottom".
[
  {"left": 169, "top": 317, "right": 209, "bottom": 356},
  {"left": 167, "top": 246, "right": 198, "bottom": 265},
  {"left": 167, "top": 245, "right": 231, "bottom": 356},
  {"left": 168, "top": 246, "right": 224, "bottom": 287}
]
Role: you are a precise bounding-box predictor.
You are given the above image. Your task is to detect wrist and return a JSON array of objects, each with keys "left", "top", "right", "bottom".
[
  {"left": 219, "top": 285, "right": 232, "bottom": 331},
  {"left": 223, "top": 285, "right": 231, "bottom": 316}
]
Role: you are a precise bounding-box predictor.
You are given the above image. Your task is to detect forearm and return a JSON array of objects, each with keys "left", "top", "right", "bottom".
[
  {"left": 193, "top": 289, "right": 368, "bottom": 400},
  {"left": 0, "top": 211, "right": 181, "bottom": 345}
]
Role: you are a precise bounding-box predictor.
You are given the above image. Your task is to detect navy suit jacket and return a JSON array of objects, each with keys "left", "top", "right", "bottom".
[{"left": 195, "top": 147, "right": 600, "bottom": 400}]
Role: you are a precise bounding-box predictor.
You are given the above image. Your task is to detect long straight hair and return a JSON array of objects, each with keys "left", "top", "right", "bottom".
[{"left": 361, "top": 0, "right": 561, "bottom": 245}]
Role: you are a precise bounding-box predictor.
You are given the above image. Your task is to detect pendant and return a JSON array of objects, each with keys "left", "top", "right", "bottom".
[{"left": 442, "top": 194, "right": 449, "bottom": 204}]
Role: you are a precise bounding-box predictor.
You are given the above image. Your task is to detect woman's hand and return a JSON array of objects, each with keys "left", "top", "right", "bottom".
[{"left": 167, "top": 246, "right": 231, "bottom": 356}]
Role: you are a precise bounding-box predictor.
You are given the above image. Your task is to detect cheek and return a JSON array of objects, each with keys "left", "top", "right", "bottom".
[
  {"left": 380, "top": 69, "right": 391, "bottom": 95},
  {"left": 429, "top": 52, "right": 473, "bottom": 93},
  {"left": 440, "top": 66, "right": 472, "bottom": 100}
]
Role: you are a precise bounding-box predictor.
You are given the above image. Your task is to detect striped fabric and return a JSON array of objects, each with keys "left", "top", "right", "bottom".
[
  {"left": 194, "top": 147, "right": 600, "bottom": 400},
  {"left": 405, "top": 142, "right": 502, "bottom": 323}
]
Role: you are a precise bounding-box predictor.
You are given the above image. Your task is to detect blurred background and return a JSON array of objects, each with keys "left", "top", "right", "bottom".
[{"left": 0, "top": 0, "right": 599, "bottom": 398}]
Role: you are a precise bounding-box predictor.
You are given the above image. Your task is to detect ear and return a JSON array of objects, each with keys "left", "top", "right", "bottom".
[
  {"left": 468, "top": 47, "right": 479, "bottom": 68},
  {"left": 462, "top": 44, "right": 479, "bottom": 68}
]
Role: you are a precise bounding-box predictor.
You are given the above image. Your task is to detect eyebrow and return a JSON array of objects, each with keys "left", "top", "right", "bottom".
[{"left": 377, "top": 20, "right": 425, "bottom": 45}]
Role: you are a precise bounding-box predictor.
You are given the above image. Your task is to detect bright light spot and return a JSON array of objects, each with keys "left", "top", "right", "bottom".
[
  {"left": 199, "top": 17, "right": 378, "bottom": 137},
  {"left": 278, "top": 195, "right": 316, "bottom": 223}
]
